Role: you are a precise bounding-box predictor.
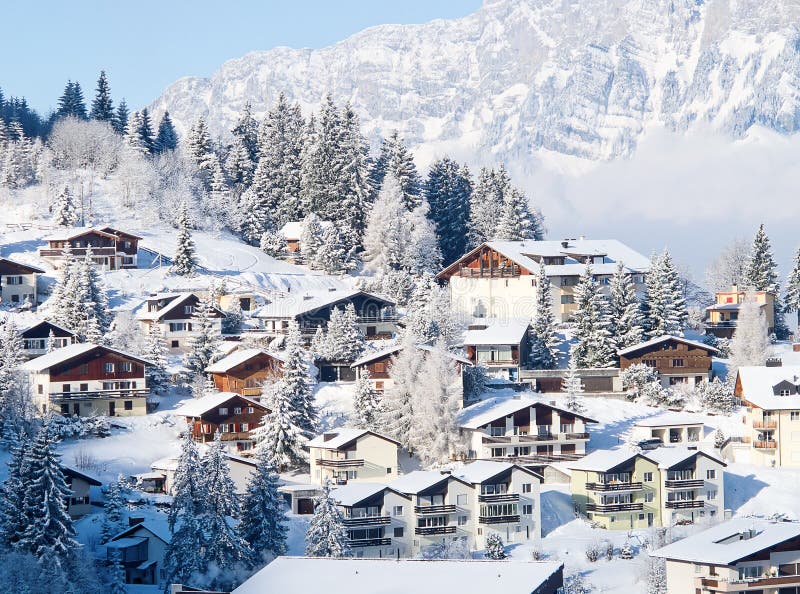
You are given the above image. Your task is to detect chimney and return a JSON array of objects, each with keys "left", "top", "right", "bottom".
[
  {"left": 731, "top": 284, "right": 738, "bottom": 292},
  {"left": 303, "top": 294, "right": 313, "bottom": 300},
  {"left": 579, "top": 235, "right": 585, "bottom": 240},
  {"left": 468, "top": 324, "right": 488, "bottom": 331},
  {"left": 128, "top": 517, "right": 144, "bottom": 527},
  {"left": 323, "top": 432, "right": 337, "bottom": 442},
  {"left": 561, "top": 240, "right": 569, "bottom": 248},
  {"left": 766, "top": 358, "right": 782, "bottom": 368},
  {"left": 439, "top": 470, "right": 452, "bottom": 475}
]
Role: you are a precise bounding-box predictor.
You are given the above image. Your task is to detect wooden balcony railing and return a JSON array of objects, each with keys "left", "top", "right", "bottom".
[
  {"left": 585, "top": 482, "right": 643, "bottom": 492},
  {"left": 664, "top": 479, "right": 704, "bottom": 489},
  {"left": 478, "top": 493, "right": 519, "bottom": 503},
  {"left": 665, "top": 500, "right": 704, "bottom": 509},
  {"left": 414, "top": 504, "right": 456, "bottom": 514},
  {"left": 586, "top": 502, "right": 643, "bottom": 513},
  {"left": 347, "top": 537, "right": 391, "bottom": 548},
  {"left": 479, "top": 515, "right": 520, "bottom": 525},
  {"left": 342, "top": 516, "right": 390, "bottom": 527},
  {"left": 316, "top": 458, "right": 365, "bottom": 468},
  {"left": 50, "top": 388, "right": 149, "bottom": 402},
  {"left": 753, "top": 420, "right": 777, "bottom": 429},
  {"left": 754, "top": 440, "right": 778, "bottom": 449}
]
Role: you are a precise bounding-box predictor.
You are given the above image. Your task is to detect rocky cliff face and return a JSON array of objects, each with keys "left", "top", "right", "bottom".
[{"left": 152, "top": 0, "right": 800, "bottom": 163}]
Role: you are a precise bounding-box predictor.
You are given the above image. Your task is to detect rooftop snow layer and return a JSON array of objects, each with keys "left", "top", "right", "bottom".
[
  {"left": 736, "top": 365, "right": 800, "bottom": 409},
  {"left": 173, "top": 392, "right": 265, "bottom": 417},
  {"left": 204, "top": 348, "right": 283, "bottom": 373},
  {"left": 453, "top": 460, "right": 513, "bottom": 484},
  {"left": 463, "top": 318, "right": 530, "bottom": 346},
  {"left": 567, "top": 448, "right": 640, "bottom": 472},
  {"left": 389, "top": 470, "right": 455, "bottom": 494},
  {"left": 634, "top": 411, "right": 706, "bottom": 428},
  {"left": 254, "top": 288, "right": 380, "bottom": 318},
  {"left": 617, "top": 334, "right": 719, "bottom": 356},
  {"left": 331, "top": 482, "right": 392, "bottom": 507},
  {"left": 21, "top": 343, "right": 152, "bottom": 371},
  {"left": 645, "top": 446, "right": 725, "bottom": 469},
  {"left": 458, "top": 393, "right": 598, "bottom": 430},
  {"left": 307, "top": 428, "right": 370, "bottom": 449}
]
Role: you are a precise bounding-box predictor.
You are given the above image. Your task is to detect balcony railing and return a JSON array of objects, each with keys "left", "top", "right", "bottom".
[
  {"left": 316, "top": 458, "right": 365, "bottom": 468},
  {"left": 50, "top": 388, "right": 149, "bottom": 402},
  {"left": 479, "top": 515, "right": 520, "bottom": 525},
  {"left": 356, "top": 315, "right": 399, "bottom": 324},
  {"left": 665, "top": 499, "right": 704, "bottom": 509},
  {"left": 457, "top": 266, "right": 520, "bottom": 278},
  {"left": 564, "top": 432, "right": 590, "bottom": 440},
  {"left": 40, "top": 247, "right": 119, "bottom": 258},
  {"left": 478, "top": 493, "right": 519, "bottom": 503},
  {"left": 415, "top": 525, "right": 456, "bottom": 536},
  {"left": 343, "top": 516, "right": 391, "bottom": 527},
  {"left": 705, "top": 321, "right": 738, "bottom": 328},
  {"left": 347, "top": 537, "right": 391, "bottom": 548},
  {"left": 664, "top": 479, "right": 704, "bottom": 489},
  {"left": 414, "top": 504, "right": 456, "bottom": 514},
  {"left": 586, "top": 502, "right": 643, "bottom": 513},
  {"left": 696, "top": 574, "right": 800, "bottom": 592},
  {"left": 585, "top": 482, "right": 643, "bottom": 492},
  {"left": 482, "top": 432, "right": 589, "bottom": 444},
  {"left": 753, "top": 420, "right": 777, "bottom": 429},
  {"left": 754, "top": 440, "right": 778, "bottom": 449}
]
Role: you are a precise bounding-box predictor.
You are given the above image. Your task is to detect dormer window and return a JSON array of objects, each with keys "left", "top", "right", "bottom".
[{"left": 780, "top": 389, "right": 792, "bottom": 396}]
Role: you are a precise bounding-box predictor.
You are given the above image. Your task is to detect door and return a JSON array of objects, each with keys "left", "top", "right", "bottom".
[
  {"left": 108, "top": 401, "right": 116, "bottom": 417},
  {"left": 647, "top": 513, "right": 654, "bottom": 527},
  {"left": 298, "top": 498, "right": 314, "bottom": 515}
]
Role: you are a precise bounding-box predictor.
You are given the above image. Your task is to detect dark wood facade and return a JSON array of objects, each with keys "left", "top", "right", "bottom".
[
  {"left": 211, "top": 352, "right": 283, "bottom": 397},
  {"left": 437, "top": 244, "right": 533, "bottom": 280},
  {"left": 619, "top": 338, "right": 714, "bottom": 377},
  {"left": 185, "top": 394, "right": 269, "bottom": 448},
  {"left": 42, "top": 227, "right": 140, "bottom": 270},
  {"left": 49, "top": 350, "right": 147, "bottom": 383},
  {"left": 0, "top": 258, "right": 44, "bottom": 276}
]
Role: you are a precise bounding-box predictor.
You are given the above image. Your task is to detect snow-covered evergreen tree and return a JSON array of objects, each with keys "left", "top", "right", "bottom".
[
  {"left": 530, "top": 262, "right": 558, "bottom": 369},
  {"left": 184, "top": 294, "right": 221, "bottom": 375},
  {"left": 371, "top": 130, "right": 422, "bottom": 210},
  {"left": 305, "top": 480, "right": 350, "bottom": 558},
  {"left": 300, "top": 212, "right": 325, "bottom": 267},
  {"left": 424, "top": 157, "right": 472, "bottom": 266},
  {"left": 403, "top": 274, "right": 459, "bottom": 344},
  {"left": 785, "top": 246, "right": 800, "bottom": 329},
  {"left": 608, "top": 261, "right": 644, "bottom": 351},
  {"left": 377, "top": 335, "right": 421, "bottom": 450},
  {"left": 494, "top": 186, "right": 544, "bottom": 241},
  {"left": 697, "top": 378, "right": 735, "bottom": 414},
  {"left": 643, "top": 250, "right": 687, "bottom": 337},
  {"left": 252, "top": 379, "right": 307, "bottom": 471},
  {"left": 571, "top": 261, "right": 615, "bottom": 368},
  {"left": 646, "top": 556, "right": 667, "bottom": 594},
  {"left": 143, "top": 323, "right": 169, "bottom": 394},
  {"left": 282, "top": 321, "right": 316, "bottom": 434},
  {"left": 108, "top": 550, "right": 127, "bottom": 594},
  {"left": 90, "top": 70, "right": 114, "bottom": 122},
  {"left": 171, "top": 201, "right": 197, "bottom": 276},
  {"left": 562, "top": 355, "right": 586, "bottom": 413},
  {"left": 52, "top": 186, "right": 78, "bottom": 226},
  {"left": 403, "top": 201, "right": 443, "bottom": 276},
  {"left": 222, "top": 297, "right": 244, "bottom": 334},
  {"left": 335, "top": 103, "right": 373, "bottom": 253},
  {"left": 351, "top": 371, "right": 382, "bottom": 430},
  {"left": 315, "top": 225, "right": 355, "bottom": 274},
  {"left": 730, "top": 298, "right": 770, "bottom": 372},
  {"left": 299, "top": 96, "right": 344, "bottom": 217},
  {"left": 467, "top": 167, "right": 503, "bottom": 248},
  {"left": 0, "top": 319, "right": 25, "bottom": 406},
  {"left": 238, "top": 453, "right": 288, "bottom": 564},
  {"left": 314, "top": 304, "right": 365, "bottom": 362},
  {"left": 705, "top": 237, "right": 751, "bottom": 293},
  {"left": 363, "top": 172, "right": 409, "bottom": 275},
  {"left": 153, "top": 111, "right": 178, "bottom": 153},
  {"left": 237, "top": 187, "right": 278, "bottom": 246},
  {"left": 744, "top": 224, "right": 790, "bottom": 339},
  {"left": 0, "top": 427, "right": 31, "bottom": 548},
  {"left": 100, "top": 479, "right": 126, "bottom": 544},
  {"left": 113, "top": 99, "right": 129, "bottom": 135},
  {"left": 484, "top": 533, "right": 507, "bottom": 559}
]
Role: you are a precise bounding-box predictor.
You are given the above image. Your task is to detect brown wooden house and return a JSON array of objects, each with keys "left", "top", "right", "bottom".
[
  {"left": 204, "top": 348, "right": 284, "bottom": 397},
  {"left": 174, "top": 392, "right": 270, "bottom": 453},
  {"left": 40, "top": 226, "right": 141, "bottom": 270},
  {"left": 618, "top": 335, "right": 719, "bottom": 388}
]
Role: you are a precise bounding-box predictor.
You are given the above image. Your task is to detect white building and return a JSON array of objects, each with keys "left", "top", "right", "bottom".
[
  {"left": 308, "top": 428, "right": 400, "bottom": 486},
  {"left": 106, "top": 521, "right": 170, "bottom": 587},
  {"left": 652, "top": 517, "right": 800, "bottom": 594},
  {"left": 462, "top": 318, "right": 531, "bottom": 382},
  {"left": 632, "top": 412, "right": 707, "bottom": 447},
  {"left": 0, "top": 257, "right": 43, "bottom": 307},
  {"left": 136, "top": 292, "right": 225, "bottom": 352}
]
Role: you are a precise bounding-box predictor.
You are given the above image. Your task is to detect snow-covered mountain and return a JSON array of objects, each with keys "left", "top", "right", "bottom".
[{"left": 151, "top": 0, "right": 800, "bottom": 164}]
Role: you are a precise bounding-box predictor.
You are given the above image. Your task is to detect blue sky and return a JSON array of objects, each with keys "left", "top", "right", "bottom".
[{"left": 2, "top": 1, "right": 481, "bottom": 114}]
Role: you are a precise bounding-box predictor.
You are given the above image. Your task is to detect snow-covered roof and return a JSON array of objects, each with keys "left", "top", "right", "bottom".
[
  {"left": 567, "top": 449, "right": 641, "bottom": 472},
  {"left": 634, "top": 411, "right": 706, "bottom": 428},
  {"left": 136, "top": 292, "right": 224, "bottom": 321},
  {"left": 279, "top": 220, "right": 334, "bottom": 241},
  {"left": 453, "top": 460, "right": 520, "bottom": 484},
  {"left": 350, "top": 344, "right": 471, "bottom": 368},
  {"left": 736, "top": 365, "right": 800, "bottom": 410},
  {"left": 389, "top": 470, "right": 466, "bottom": 494},
  {"left": 331, "top": 483, "right": 400, "bottom": 507},
  {"left": 416, "top": 344, "right": 473, "bottom": 366},
  {"left": 652, "top": 518, "right": 800, "bottom": 565},
  {"left": 42, "top": 226, "right": 118, "bottom": 241},
  {"left": 0, "top": 257, "right": 45, "bottom": 275},
  {"left": 204, "top": 348, "right": 284, "bottom": 373},
  {"left": 458, "top": 394, "right": 598, "bottom": 430},
  {"left": 277, "top": 483, "right": 321, "bottom": 493},
  {"left": 105, "top": 536, "right": 147, "bottom": 549},
  {"left": 110, "top": 520, "right": 171, "bottom": 546},
  {"left": 20, "top": 319, "right": 76, "bottom": 337},
  {"left": 151, "top": 456, "right": 179, "bottom": 472},
  {"left": 463, "top": 318, "right": 530, "bottom": 346},
  {"left": 307, "top": 428, "right": 399, "bottom": 450},
  {"left": 21, "top": 343, "right": 152, "bottom": 372},
  {"left": 618, "top": 334, "right": 719, "bottom": 357},
  {"left": 173, "top": 392, "right": 267, "bottom": 418},
  {"left": 61, "top": 464, "right": 102, "bottom": 486},
  {"left": 233, "top": 557, "right": 564, "bottom": 594},
  {"left": 254, "top": 289, "right": 393, "bottom": 319},
  {"left": 645, "top": 447, "right": 725, "bottom": 470}
]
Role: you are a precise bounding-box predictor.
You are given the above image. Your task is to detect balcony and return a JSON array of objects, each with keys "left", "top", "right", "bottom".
[
  {"left": 414, "top": 504, "right": 456, "bottom": 514},
  {"left": 585, "top": 482, "right": 643, "bottom": 493},
  {"left": 347, "top": 537, "right": 391, "bottom": 548},
  {"left": 316, "top": 458, "right": 365, "bottom": 468},
  {"left": 479, "top": 515, "right": 520, "bottom": 525},
  {"left": 753, "top": 420, "right": 777, "bottom": 429},
  {"left": 39, "top": 246, "right": 119, "bottom": 258},
  {"left": 457, "top": 266, "right": 520, "bottom": 278},
  {"left": 342, "top": 516, "right": 391, "bottom": 527},
  {"left": 754, "top": 440, "right": 778, "bottom": 449},
  {"left": 664, "top": 479, "right": 704, "bottom": 489},
  {"left": 357, "top": 314, "right": 399, "bottom": 324},
  {"left": 478, "top": 493, "right": 519, "bottom": 503},
  {"left": 665, "top": 499, "right": 704, "bottom": 509},
  {"left": 50, "top": 388, "right": 149, "bottom": 402},
  {"left": 586, "top": 502, "right": 643, "bottom": 513},
  {"left": 564, "top": 432, "right": 590, "bottom": 440},
  {"left": 696, "top": 575, "right": 800, "bottom": 592},
  {"left": 415, "top": 525, "right": 456, "bottom": 536}
]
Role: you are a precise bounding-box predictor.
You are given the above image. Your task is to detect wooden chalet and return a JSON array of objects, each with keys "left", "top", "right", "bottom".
[
  {"left": 350, "top": 344, "right": 472, "bottom": 392},
  {"left": 39, "top": 226, "right": 141, "bottom": 270},
  {"left": 618, "top": 335, "right": 718, "bottom": 387},
  {"left": 0, "top": 257, "right": 44, "bottom": 306},
  {"left": 20, "top": 320, "right": 77, "bottom": 357},
  {"left": 204, "top": 348, "right": 284, "bottom": 397},
  {"left": 174, "top": 392, "right": 270, "bottom": 453}
]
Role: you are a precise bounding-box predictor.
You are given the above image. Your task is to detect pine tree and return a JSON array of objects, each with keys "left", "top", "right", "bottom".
[
  {"left": 744, "top": 224, "right": 790, "bottom": 339},
  {"left": 56, "top": 81, "right": 87, "bottom": 120},
  {"left": 467, "top": 167, "right": 504, "bottom": 248},
  {"left": 305, "top": 480, "right": 350, "bottom": 558},
  {"left": 143, "top": 323, "right": 169, "bottom": 394},
  {"left": 300, "top": 95, "right": 345, "bottom": 218},
  {"left": 562, "top": 354, "right": 586, "bottom": 413},
  {"left": 0, "top": 428, "right": 30, "bottom": 548},
  {"left": 108, "top": 550, "right": 127, "bottom": 594},
  {"left": 643, "top": 250, "right": 687, "bottom": 338},
  {"left": 200, "top": 438, "right": 252, "bottom": 588},
  {"left": 281, "top": 321, "right": 316, "bottom": 435},
  {"left": 238, "top": 453, "right": 288, "bottom": 564},
  {"left": 90, "top": 71, "right": 114, "bottom": 122},
  {"left": 172, "top": 201, "right": 197, "bottom": 276},
  {"left": 123, "top": 110, "right": 147, "bottom": 155},
  {"left": 78, "top": 247, "right": 112, "bottom": 336},
  {"left": 0, "top": 319, "right": 25, "bottom": 405},
  {"left": 378, "top": 334, "right": 423, "bottom": 450},
  {"left": 334, "top": 102, "right": 372, "bottom": 253},
  {"left": 316, "top": 304, "right": 365, "bottom": 362},
  {"left": 237, "top": 188, "right": 278, "bottom": 245},
  {"left": 424, "top": 158, "right": 472, "bottom": 266},
  {"left": 112, "top": 99, "right": 129, "bottom": 135},
  {"left": 252, "top": 379, "right": 306, "bottom": 471},
  {"left": 484, "top": 533, "right": 507, "bottom": 559},
  {"left": 646, "top": 556, "right": 667, "bottom": 594},
  {"left": 403, "top": 274, "right": 458, "bottom": 344},
  {"left": 786, "top": 247, "right": 800, "bottom": 329},
  {"left": 730, "top": 298, "right": 770, "bottom": 372},
  {"left": 403, "top": 201, "right": 443, "bottom": 276},
  {"left": 315, "top": 225, "right": 354, "bottom": 274},
  {"left": 494, "top": 185, "right": 544, "bottom": 241},
  {"left": 608, "top": 261, "right": 644, "bottom": 350},
  {"left": 232, "top": 102, "right": 259, "bottom": 164},
  {"left": 300, "top": 212, "right": 325, "bottom": 266},
  {"left": 153, "top": 111, "right": 178, "bottom": 153},
  {"left": 571, "top": 261, "right": 615, "bottom": 368},
  {"left": 351, "top": 371, "right": 382, "bottom": 430},
  {"left": 185, "top": 294, "right": 221, "bottom": 375},
  {"left": 371, "top": 131, "right": 422, "bottom": 210},
  {"left": 100, "top": 479, "right": 126, "bottom": 544},
  {"left": 530, "top": 262, "right": 558, "bottom": 369},
  {"left": 362, "top": 172, "right": 410, "bottom": 278},
  {"left": 52, "top": 186, "right": 78, "bottom": 226}
]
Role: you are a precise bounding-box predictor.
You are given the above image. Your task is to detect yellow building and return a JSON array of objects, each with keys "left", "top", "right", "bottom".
[
  {"left": 308, "top": 428, "right": 400, "bottom": 486},
  {"left": 705, "top": 285, "right": 775, "bottom": 338}
]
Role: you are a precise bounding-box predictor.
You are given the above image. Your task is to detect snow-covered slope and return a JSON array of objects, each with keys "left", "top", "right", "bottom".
[{"left": 151, "top": 0, "right": 800, "bottom": 163}]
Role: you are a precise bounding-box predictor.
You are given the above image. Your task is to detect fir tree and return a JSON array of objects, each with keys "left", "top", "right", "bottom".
[
  {"left": 530, "top": 262, "right": 558, "bottom": 369},
  {"left": 571, "top": 261, "right": 615, "bottom": 368},
  {"left": 608, "top": 261, "right": 644, "bottom": 351},
  {"left": 362, "top": 172, "right": 408, "bottom": 275},
  {"left": 300, "top": 212, "right": 325, "bottom": 266},
  {"left": 467, "top": 167, "right": 503, "bottom": 248},
  {"left": 402, "top": 201, "right": 443, "bottom": 276},
  {"left": 786, "top": 247, "right": 800, "bottom": 329},
  {"left": 314, "top": 304, "right": 365, "bottom": 362},
  {"left": 108, "top": 550, "right": 127, "bottom": 594},
  {"left": 153, "top": 111, "right": 178, "bottom": 153},
  {"left": 729, "top": 298, "right": 770, "bottom": 372},
  {"left": 305, "top": 480, "right": 350, "bottom": 558},
  {"left": 371, "top": 131, "right": 422, "bottom": 210},
  {"left": 378, "top": 334, "right": 422, "bottom": 450},
  {"left": 56, "top": 81, "right": 87, "bottom": 120},
  {"left": 123, "top": 110, "right": 148, "bottom": 155},
  {"left": 494, "top": 186, "right": 544, "bottom": 241},
  {"left": 315, "top": 225, "right": 354, "bottom": 274},
  {"left": 136, "top": 108, "right": 154, "bottom": 154},
  {"left": 484, "top": 533, "right": 507, "bottom": 559},
  {"left": 646, "top": 556, "right": 667, "bottom": 594},
  {"left": 336, "top": 103, "right": 373, "bottom": 253},
  {"left": 143, "top": 323, "right": 169, "bottom": 394},
  {"left": 171, "top": 201, "right": 197, "bottom": 276},
  {"left": 184, "top": 294, "right": 221, "bottom": 375},
  {"left": 100, "top": 479, "right": 126, "bottom": 544},
  {"left": 231, "top": 102, "right": 259, "bottom": 164},
  {"left": 562, "top": 354, "right": 586, "bottom": 413},
  {"left": 0, "top": 427, "right": 30, "bottom": 548},
  {"left": 252, "top": 379, "right": 306, "bottom": 471},
  {"left": 238, "top": 453, "right": 288, "bottom": 564},
  {"left": 424, "top": 157, "right": 472, "bottom": 266},
  {"left": 299, "top": 95, "right": 344, "bottom": 217},
  {"left": 52, "top": 186, "right": 78, "bottom": 226},
  {"left": 0, "top": 319, "right": 25, "bottom": 404},
  {"left": 280, "top": 321, "right": 316, "bottom": 435},
  {"left": 402, "top": 274, "right": 458, "bottom": 344},
  {"left": 90, "top": 71, "right": 114, "bottom": 122},
  {"left": 745, "top": 224, "right": 790, "bottom": 339},
  {"left": 112, "top": 99, "right": 129, "bottom": 135},
  {"left": 351, "top": 371, "right": 382, "bottom": 430},
  {"left": 642, "top": 250, "right": 687, "bottom": 338},
  {"left": 237, "top": 187, "right": 278, "bottom": 245}
]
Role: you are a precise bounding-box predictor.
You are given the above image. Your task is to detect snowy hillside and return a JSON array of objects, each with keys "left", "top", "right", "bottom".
[{"left": 152, "top": 0, "right": 800, "bottom": 164}]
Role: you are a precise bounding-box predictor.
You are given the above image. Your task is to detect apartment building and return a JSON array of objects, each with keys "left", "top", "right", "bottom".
[
  {"left": 308, "top": 428, "right": 400, "bottom": 486},
  {"left": 462, "top": 318, "right": 531, "bottom": 382},
  {"left": 618, "top": 335, "right": 718, "bottom": 388},
  {"left": 735, "top": 365, "right": 800, "bottom": 467},
  {"left": 706, "top": 285, "right": 776, "bottom": 338},
  {"left": 0, "top": 257, "right": 43, "bottom": 306},
  {"left": 568, "top": 447, "right": 725, "bottom": 530},
  {"left": 437, "top": 239, "right": 649, "bottom": 322},
  {"left": 459, "top": 394, "right": 597, "bottom": 464},
  {"left": 653, "top": 518, "right": 800, "bottom": 594},
  {"left": 136, "top": 292, "right": 225, "bottom": 352}
]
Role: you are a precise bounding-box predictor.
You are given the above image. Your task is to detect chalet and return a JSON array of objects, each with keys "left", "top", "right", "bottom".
[
  {"left": 279, "top": 220, "right": 334, "bottom": 255},
  {"left": 147, "top": 453, "right": 257, "bottom": 495},
  {"left": 174, "top": 392, "right": 269, "bottom": 453},
  {"left": 632, "top": 412, "right": 706, "bottom": 447},
  {"left": 254, "top": 288, "right": 397, "bottom": 342},
  {"left": 706, "top": 285, "right": 776, "bottom": 338},
  {"left": 136, "top": 292, "right": 225, "bottom": 352},
  {"left": 463, "top": 318, "right": 531, "bottom": 382},
  {"left": 308, "top": 428, "right": 400, "bottom": 486},
  {"left": 437, "top": 239, "right": 649, "bottom": 323},
  {"left": 652, "top": 517, "right": 800, "bottom": 594},
  {"left": 232, "top": 557, "right": 564, "bottom": 594},
  {"left": 734, "top": 364, "right": 800, "bottom": 467},
  {"left": 39, "top": 226, "right": 141, "bottom": 270},
  {"left": 19, "top": 320, "right": 77, "bottom": 357},
  {"left": 459, "top": 395, "right": 597, "bottom": 466},
  {"left": 618, "top": 335, "right": 718, "bottom": 388},
  {"left": 0, "top": 257, "right": 43, "bottom": 306},
  {"left": 106, "top": 521, "right": 170, "bottom": 587},
  {"left": 21, "top": 343, "right": 151, "bottom": 417},
  {"left": 204, "top": 348, "right": 283, "bottom": 397},
  {"left": 62, "top": 465, "right": 101, "bottom": 517}
]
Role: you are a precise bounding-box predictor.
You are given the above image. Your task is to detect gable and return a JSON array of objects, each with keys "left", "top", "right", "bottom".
[
  {"left": 50, "top": 349, "right": 147, "bottom": 378},
  {"left": 773, "top": 380, "right": 799, "bottom": 396},
  {"left": 437, "top": 243, "right": 533, "bottom": 280},
  {"left": 226, "top": 353, "right": 282, "bottom": 378},
  {"left": 0, "top": 258, "right": 44, "bottom": 276},
  {"left": 21, "top": 321, "right": 76, "bottom": 339}
]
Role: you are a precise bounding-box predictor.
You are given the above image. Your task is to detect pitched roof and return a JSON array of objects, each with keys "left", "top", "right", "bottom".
[
  {"left": 110, "top": 520, "right": 171, "bottom": 546},
  {"left": 458, "top": 394, "right": 598, "bottom": 430},
  {"left": 136, "top": 292, "right": 225, "bottom": 321},
  {"left": 331, "top": 483, "right": 408, "bottom": 507},
  {"left": 173, "top": 392, "right": 267, "bottom": 417},
  {"left": 652, "top": 518, "right": 800, "bottom": 565},
  {"left": 232, "top": 557, "right": 564, "bottom": 594},
  {"left": 98, "top": 226, "right": 142, "bottom": 240},
  {"left": 634, "top": 411, "right": 706, "bottom": 428},
  {"left": 279, "top": 220, "right": 334, "bottom": 241},
  {"left": 204, "top": 348, "right": 284, "bottom": 373},
  {"left": 0, "top": 257, "right": 45, "bottom": 275},
  {"left": 736, "top": 365, "right": 800, "bottom": 410},
  {"left": 307, "top": 428, "right": 399, "bottom": 449},
  {"left": 61, "top": 465, "right": 102, "bottom": 486},
  {"left": 42, "top": 226, "right": 118, "bottom": 241},
  {"left": 389, "top": 470, "right": 470, "bottom": 494},
  {"left": 350, "top": 344, "right": 472, "bottom": 369},
  {"left": 618, "top": 334, "right": 719, "bottom": 357},
  {"left": 21, "top": 343, "right": 152, "bottom": 372},
  {"left": 452, "top": 460, "right": 542, "bottom": 485},
  {"left": 254, "top": 289, "right": 393, "bottom": 319},
  {"left": 645, "top": 447, "right": 725, "bottom": 470},
  {"left": 566, "top": 448, "right": 644, "bottom": 472},
  {"left": 20, "top": 319, "right": 77, "bottom": 338},
  {"left": 463, "top": 318, "right": 530, "bottom": 346}
]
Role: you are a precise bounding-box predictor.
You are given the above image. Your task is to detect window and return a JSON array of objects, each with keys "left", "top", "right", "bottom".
[
  {"left": 643, "top": 472, "right": 653, "bottom": 482},
  {"left": 234, "top": 407, "right": 242, "bottom": 414},
  {"left": 374, "top": 362, "right": 386, "bottom": 372},
  {"left": 121, "top": 362, "right": 132, "bottom": 372},
  {"left": 643, "top": 359, "right": 657, "bottom": 367},
  {"left": 168, "top": 323, "right": 188, "bottom": 332},
  {"left": 522, "top": 483, "right": 532, "bottom": 493},
  {"left": 393, "top": 527, "right": 404, "bottom": 538},
  {"left": 644, "top": 492, "right": 654, "bottom": 503},
  {"left": 560, "top": 295, "right": 575, "bottom": 305},
  {"left": 457, "top": 494, "right": 468, "bottom": 505},
  {"left": 171, "top": 340, "right": 179, "bottom": 348},
  {"left": 672, "top": 359, "right": 685, "bottom": 368},
  {"left": 104, "top": 362, "right": 114, "bottom": 373},
  {"left": 80, "top": 383, "right": 88, "bottom": 391},
  {"left": 219, "top": 407, "right": 229, "bottom": 415},
  {"left": 458, "top": 515, "right": 467, "bottom": 526},
  {"left": 706, "top": 469, "right": 716, "bottom": 480},
  {"left": 792, "top": 412, "right": 800, "bottom": 421},
  {"left": 707, "top": 490, "right": 717, "bottom": 501},
  {"left": 184, "top": 305, "right": 195, "bottom": 315},
  {"left": 781, "top": 390, "right": 793, "bottom": 397},
  {"left": 639, "top": 513, "right": 645, "bottom": 521},
  {"left": 523, "top": 504, "right": 533, "bottom": 515},
  {"left": 386, "top": 467, "right": 392, "bottom": 474},
  {"left": 241, "top": 423, "right": 249, "bottom": 432},
  {"left": 561, "top": 276, "right": 578, "bottom": 286},
  {"left": 393, "top": 506, "right": 403, "bottom": 517},
  {"left": 37, "top": 384, "right": 43, "bottom": 394},
  {"left": 246, "top": 407, "right": 254, "bottom": 413},
  {"left": 124, "top": 401, "right": 133, "bottom": 411}
]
